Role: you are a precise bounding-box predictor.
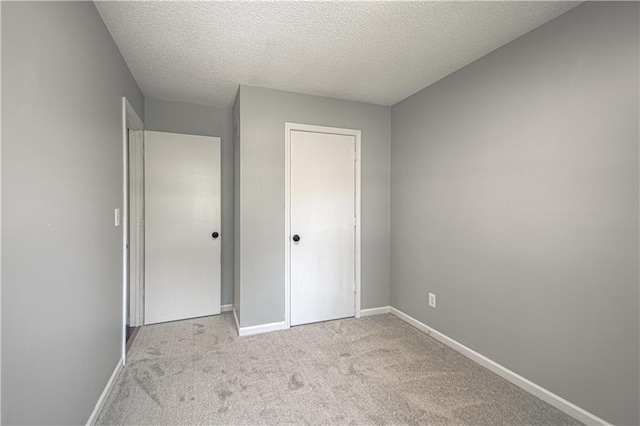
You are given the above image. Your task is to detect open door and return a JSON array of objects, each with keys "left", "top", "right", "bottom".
[{"left": 144, "top": 131, "right": 222, "bottom": 325}]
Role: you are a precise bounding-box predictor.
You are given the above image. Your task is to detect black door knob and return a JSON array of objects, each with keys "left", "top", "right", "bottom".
[
  {"left": 212, "top": 232, "right": 219, "bottom": 239},
  {"left": 292, "top": 234, "right": 300, "bottom": 242}
]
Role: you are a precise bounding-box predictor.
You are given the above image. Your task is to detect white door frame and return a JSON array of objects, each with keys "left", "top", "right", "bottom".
[
  {"left": 284, "top": 122, "right": 361, "bottom": 329},
  {"left": 122, "top": 97, "right": 143, "bottom": 363}
]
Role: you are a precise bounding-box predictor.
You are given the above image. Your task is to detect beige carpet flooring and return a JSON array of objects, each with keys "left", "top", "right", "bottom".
[{"left": 97, "top": 313, "right": 581, "bottom": 425}]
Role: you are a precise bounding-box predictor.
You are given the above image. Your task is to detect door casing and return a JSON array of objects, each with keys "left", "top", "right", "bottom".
[
  {"left": 284, "top": 122, "right": 362, "bottom": 329},
  {"left": 122, "top": 97, "right": 144, "bottom": 364}
]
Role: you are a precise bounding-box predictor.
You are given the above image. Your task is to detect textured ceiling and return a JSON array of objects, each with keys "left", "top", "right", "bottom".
[{"left": 95, "top": 1, "right": 580, "bottom": 108}]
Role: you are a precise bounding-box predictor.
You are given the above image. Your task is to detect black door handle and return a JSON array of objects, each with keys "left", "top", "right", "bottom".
[
  {"left": 292, "top": 234, "right": 300, "bottom": 242},
  {"left": 212, "top": 232, "right": 219, "bottom": 239}
]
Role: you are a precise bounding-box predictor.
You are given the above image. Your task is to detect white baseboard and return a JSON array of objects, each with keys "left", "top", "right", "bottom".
[
  {"left": 238, "top": 320, "right": 287, "bottom": 337},
  {"left": 389, "top": 307, "right": 610, "bottom": 426},
  {"left": 360, "top": 306, "right": 391, "bottom": 316},
  {"left": 86, "top": 358, "right": 123, "bottom": 425},
  {"left": 221, "top": 304, "right": 233, "bottom": 313}
]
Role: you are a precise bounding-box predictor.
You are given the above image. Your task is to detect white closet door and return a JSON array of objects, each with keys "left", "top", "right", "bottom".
[
  {"left": 144, "top": 131, "right": 221, "bottom": 325},
  {"left": 290, "top": 130, "right": 356, "bottom": 326}
]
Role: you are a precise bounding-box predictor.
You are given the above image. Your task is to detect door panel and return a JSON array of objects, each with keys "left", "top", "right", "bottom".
[
  {"left": 290, "top": 130, "right": 356, "bottom": 326},
  {"left": 144, "top": 131, "right": 221, "bottom": 325},
  {"left": 128, "top": 129, "right": 144, "bottom": 327}
]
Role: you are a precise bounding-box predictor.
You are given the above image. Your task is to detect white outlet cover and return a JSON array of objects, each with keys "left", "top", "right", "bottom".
[
  {"left": 115, "top": 208, "right": 121, "bottom": 227},
  {"left": 429, "top": 292, "right": 436, "bottom": 308}
]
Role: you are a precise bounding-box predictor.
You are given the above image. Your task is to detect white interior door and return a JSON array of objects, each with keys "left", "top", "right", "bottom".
[
  {"left": 290, "top": 129, "right": 356, "bottom": 326},
  {"left": 128, "top": 129, "right": 144, "bottom": 327},
  {"left": 144, "top": 131, "right": 221, "bottom": 325}
]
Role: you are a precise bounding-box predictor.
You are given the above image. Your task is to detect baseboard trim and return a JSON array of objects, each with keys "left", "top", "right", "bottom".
[
  {"left": 389, "top": 307, "right": 611, "bottom": 426},
  {"left": 360, "top": 306, "right": 391, "bottom": 316},
  {"left": 238, "top": 320, "right": 287, "bottom": 337},
  {"left": 221, "top": 304, "right": 233, "bottom": 313},
  {"left": 86, "top": 358, "right": 123, "bottom": 425}
]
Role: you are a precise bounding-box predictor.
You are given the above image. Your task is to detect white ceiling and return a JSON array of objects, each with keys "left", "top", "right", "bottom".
[{"left": 96, "top": 1, "right": 580, "bottom": 108}]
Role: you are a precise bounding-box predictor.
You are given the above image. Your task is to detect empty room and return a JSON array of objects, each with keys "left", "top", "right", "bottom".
[{"left": 1, "top": 1, "right": 639, "bottom": 425}]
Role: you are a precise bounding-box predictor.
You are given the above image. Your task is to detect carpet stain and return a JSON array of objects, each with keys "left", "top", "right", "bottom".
[
  {"left": 133, "top": 371, "right": 162, "bottom": 407},
  {"left": 218, "top": 389, "right": 233, "bottom": 400},
  {"left": 288, "top": 373, "right": 305, "bottom": 390},
  {"left": 150, "top": 363, "right": 165, "bottom": 377},
  {"left": 110, "top": 381, "right": 131, "bottom": 406},
  {"left": 217, "top": 389, "right": 233, "bottom": 413},
  {"left": 146, "top": 347, "right": 161, "bottom": 356}
]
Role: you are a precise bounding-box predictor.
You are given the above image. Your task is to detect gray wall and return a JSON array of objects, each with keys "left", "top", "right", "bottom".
[
  {"left": 145, "top": 99, "right": 234, "bottom": 306},
  {"left": 390, "top": 2, "right": 639, "bottom": 425},
  {"left": 237, "top": 85, "right": 391, "bottom": 327},
  {"left": 1, "top": 2, "right": 144, "bottom": 424}
]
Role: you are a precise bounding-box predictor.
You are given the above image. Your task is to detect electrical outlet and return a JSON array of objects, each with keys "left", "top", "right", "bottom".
[
  {"left": 428, "top": 292, "right": 436, "bottom": 309},
  {"left": 114, "top": 208, "right": 121, "bottom": 227}
]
